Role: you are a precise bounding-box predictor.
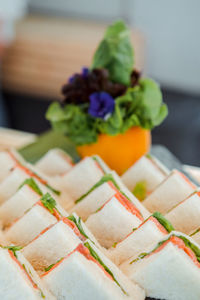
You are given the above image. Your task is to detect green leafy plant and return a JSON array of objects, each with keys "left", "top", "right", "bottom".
[
  {"left": 46, "top": 20, "right": 168, "bottom": 146},
  {"left": 92, "top": 20, "right": 134, "bottom": 86}
]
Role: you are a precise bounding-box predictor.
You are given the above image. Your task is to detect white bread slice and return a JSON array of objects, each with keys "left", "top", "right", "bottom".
[
  {"left": 0, "top": 159, "right": 62, "bottom": 206},
  {"left": 5, "top": 198, "right": 66, "bottom": 246},
  {"left": 24, "top": 163, "right": 62, "bottom": 197},
  {"left": 22, "top": 218, "right": 82, "bottom": 272},
  {"left": 42, "top": 241, "right": 145, "bottom": 300},
  {"left": 0, "top": 247, "right": 55, "bottom": 299},
  {"left": 72, "top": 176, "right": 117, "bottom": 221},
  {"left": 121, "top": 232, "right": 200, "bottom": 300},
  {"left": 35, "top": 148, "right": 74, "bottom": 177},
  {"left": 0, "top": 167, "right": 28, "bottom": 204},
  {"left": 0, "top": 184, "right": 41, "bottom": 228},
  {"left": 56, "top": 156, "right": 109, "bottom": 204},
  {"left": 121, "top": 154, "right": 169, "bottom": 195},
  {"left": 166, "top": 191, "right": 200, "bottom": 234},
  {"left": 85, "top": 193, "right": 143, "bottom": 248},
  {"left": 0, "top": 149, "right": 26, "bottom": 182},
  {"left": 109, "top": 216, "right": 168, "bottom": 265},
  {"left": 72, "top": 171, "right": 150, "bottom": 221},
  {"left": 143, "top": 170, "right": 196, "bottom": 213},
  {"left": 0, "top": 151, "right": 17, "bottom": 182},
  {"left": 22, "top": 213, "right": 102, "bottom": 272}
]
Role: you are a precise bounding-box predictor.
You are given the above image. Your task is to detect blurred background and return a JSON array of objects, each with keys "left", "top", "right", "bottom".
[{"left": 0, "top": 0, "right": 200, "bottom": 165}]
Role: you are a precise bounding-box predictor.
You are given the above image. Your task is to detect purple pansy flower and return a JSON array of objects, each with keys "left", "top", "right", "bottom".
[
  {"left": 88, "top": 92, "right": 115, "bottom": 119},
  {"left": 68, "top": 67, "right": 89, "bottom": 83},
  {"left": 82, "top": 67, "right": 89, "bottom": 78}
]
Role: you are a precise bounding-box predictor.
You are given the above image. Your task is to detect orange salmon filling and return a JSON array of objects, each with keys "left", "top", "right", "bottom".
[
  {"left": 36, "top": 201, "right": 61, "bottom": 221},
  {"left": 97, "top": 191, "right": 143, "bottom": 221},
  {"left": 42, "top": 243, "right": 113, "bottom": 282},
  {"left": 29, "top": 223, "right": 55, "bottom": 243},
  {"left": 115, "top": 193, "right": 143, "bottom": 221},
  {"left": 149, "top": 235, "right": 200, "bottom": 268},
  {"left": 113, "top": 216, "right": 167, "bottom": 248},
  {"left": 62, "top": 217, "right": 86, "bottom": 241}
]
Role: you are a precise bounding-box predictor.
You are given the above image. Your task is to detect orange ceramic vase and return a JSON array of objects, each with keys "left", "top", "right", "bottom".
[{"left": 77, "top": 126, "right": 151, "bottom": 175}]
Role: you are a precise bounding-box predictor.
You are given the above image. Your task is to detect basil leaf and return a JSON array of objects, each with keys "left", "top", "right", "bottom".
[
  {"left": 3, "top": 245, "right": 23, "bottom": 257},
  {"left": 92, "top": 20, "right": 134, "bottom": 86},
  {"left": 75, "top": 173, "right": 120, "bottom": 204},
  {"left": 18, "top": 178, "right": 43, "bottom": 196},
  {"left": 40, "top": 193, "right": 57, "bottom": 214},
  {"left": 152, "top": 212, "right": 174, "bottom": 233}
]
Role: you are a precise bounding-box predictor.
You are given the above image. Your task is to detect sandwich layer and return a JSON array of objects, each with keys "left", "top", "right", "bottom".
[
  {"left": 42, "top": 242, "right": 144, "bottom": 300},
  {"left": 36, "top": 148, "right": 74, "bottom": 176},
  {"left": 0, "top": 247, "right": 55, "bottom": 299},
  {"left": 121, "top": 155, "right": 169, "bottom": 198},
  {"left": 143, "top": 170, "right": 196, "bottom": 213},
  {"left": 109, "top": 212, "right": 173, "bottom": 265},
  {"left": 166, "top": 191, "right": 200, "bottom": 235},
  {"left": 121, "top": 233, "right": 200, "bottom": 300},
  {"left": 86, "top": 193, "right": 143, "bottom": 248}
]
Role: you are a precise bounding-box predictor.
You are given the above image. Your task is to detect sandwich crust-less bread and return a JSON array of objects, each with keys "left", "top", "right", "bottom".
[
  {"left": 0, "top": 160, "right": 62, "bottom": 206},
  {"left": 166, "top": 191, "right": 200, "bottom": 235},
  {"left": 85, "top": 193, "right": 143, "bottom": 248},
  {"left": 121, "top": 154, "right": 169, "bottom": 195},
  {"left": 0, "top": 167, "right": 28, "bottom": 204},
  {"left": 22, "top": 218, "right": 83, "bottom": 272},
  {"left": 5, "top": 197, "right": 66, "bottom": 246},
  {"left": 0, "top": 149, "right": 27, "bottom": 182},
  {"left": 0, "top": 248, "right": 55, "bottom": 299},
  {"left": 35, "top": 148, "right": 74, "bottom": 177},
  {"left": 0, "top": 151, "right": 16, "bottom": 182},
  {"left": 57, "top": 156, "right": 109, "bottom": 204},
  {"left": 0, "top": 184, "right": 41, "bottom": 228},
  {"left": 72, "top": 178, "right": 117, "bottom": 220},
  {"left": 109, "top": 215, "right": 169, "bottom": 266},
  {"left": 42, "top": 241, "right": 145, "bottom": 300},
  {"left": 120, "top": 232, "right": 200, "bottom": 300},
  {"left": 143, "top": 170, "right": 196, "bottom": 214},
  {"left": 21, "top": 213, "right": 102, "bottom": 272},
  {"left": 72, "top": 171, "right": 150, "bottom": 221}
]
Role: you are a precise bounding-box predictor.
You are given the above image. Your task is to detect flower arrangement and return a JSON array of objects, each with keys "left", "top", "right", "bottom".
[{"left": 46, "top": 20, "right": 168, "bottom": 147}]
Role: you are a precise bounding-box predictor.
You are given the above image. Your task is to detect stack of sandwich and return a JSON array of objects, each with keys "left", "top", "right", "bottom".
[{"left": 0, "top": 147, "right": 200, "bottom": 300}]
